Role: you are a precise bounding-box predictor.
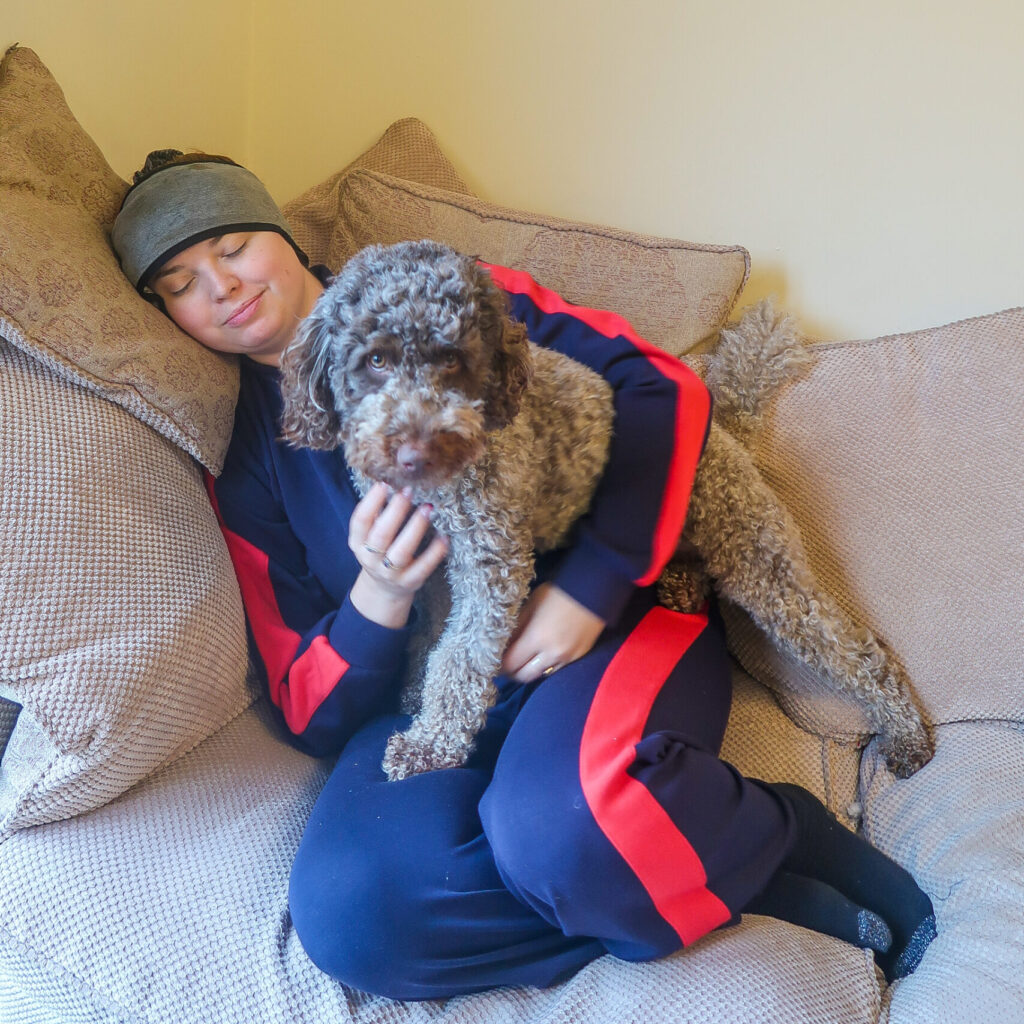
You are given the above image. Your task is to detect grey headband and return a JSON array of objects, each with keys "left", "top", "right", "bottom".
[{"left": 111, "top": 161, "right": 304, "bottom": 291}]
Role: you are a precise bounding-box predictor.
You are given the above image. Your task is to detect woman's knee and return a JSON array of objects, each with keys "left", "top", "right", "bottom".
[
  {"left": 479, "top": 743, "right": 606, "bottom": 921},
  {"left": 289, "top": 833, "right": 432, "bottom": 999}
]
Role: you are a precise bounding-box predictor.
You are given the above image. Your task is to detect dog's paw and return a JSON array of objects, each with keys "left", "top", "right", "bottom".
[
  {"left": 382, "top": 729, "right": 467, "bottom": 781},
  {"left": 883, "top": 724, "right": 936, "bottom": 779}
]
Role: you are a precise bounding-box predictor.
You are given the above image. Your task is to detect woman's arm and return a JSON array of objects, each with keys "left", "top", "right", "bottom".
[
  {"left": 206, "top": 443, "right": 436, "bottom": 758},
  {"left": 484, "top": 263, "right": 713, "bottom": 679}
]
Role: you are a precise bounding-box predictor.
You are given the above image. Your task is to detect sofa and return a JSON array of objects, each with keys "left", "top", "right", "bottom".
[{"left": 1, "top": 45, "right": 1021, "bottom": 1024}]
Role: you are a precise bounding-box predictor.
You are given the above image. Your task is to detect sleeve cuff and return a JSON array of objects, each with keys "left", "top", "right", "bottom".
[
  {"left": 552, "top": 537, "right": 637, "bottom": 625},
  {"left": 327, "top": 593, "right": 415, "bottom": 672}
]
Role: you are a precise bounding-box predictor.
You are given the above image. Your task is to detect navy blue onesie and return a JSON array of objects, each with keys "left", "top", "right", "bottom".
[{"left": 208, "top": 262, "right": 795, "bottom": 999}]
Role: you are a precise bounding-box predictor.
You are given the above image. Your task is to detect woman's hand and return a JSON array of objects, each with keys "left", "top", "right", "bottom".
[
  {"left": 501, "top": 583, "right": 606, "bottom": 683},
  {"left": 348, "top": 482, "right": 449, "bottom": 629}
]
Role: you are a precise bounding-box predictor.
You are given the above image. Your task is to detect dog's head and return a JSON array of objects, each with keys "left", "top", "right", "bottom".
[{"left": 279, "top": 240, "right": 532, "bottom": 491}]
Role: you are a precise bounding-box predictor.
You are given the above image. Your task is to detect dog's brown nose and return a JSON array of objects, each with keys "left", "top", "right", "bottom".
[{"left": 396, "top": 442, "right": 430, "bottom": 476}]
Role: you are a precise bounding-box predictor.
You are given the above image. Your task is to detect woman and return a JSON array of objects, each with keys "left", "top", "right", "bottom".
[{"left": 112, "top": 151, "right": 935, "bottom": 999}]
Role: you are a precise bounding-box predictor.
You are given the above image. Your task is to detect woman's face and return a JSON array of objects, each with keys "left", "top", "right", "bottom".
[{"left": 148, "top": 231, "right": 322, "bottom": 365}]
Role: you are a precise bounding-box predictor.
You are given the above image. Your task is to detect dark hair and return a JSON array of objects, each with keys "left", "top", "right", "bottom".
[{"left": 131, "top": 149, "right": 239, "bottom": 187}]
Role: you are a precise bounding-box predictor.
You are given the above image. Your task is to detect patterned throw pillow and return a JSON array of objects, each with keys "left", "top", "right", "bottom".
[
  {"left": 0, "top": 45, "right": 237, "bottom": 473},
  {"left": 286, "top": 166, "right": 750, "bottom": 356},
  {"left": 0, "top": 46, "right": 251, "bottom": 834}
]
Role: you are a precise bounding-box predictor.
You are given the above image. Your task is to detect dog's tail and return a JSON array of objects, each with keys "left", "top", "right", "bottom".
[{"left": 695, "top": 299, "right": 810, "bottom": 442}]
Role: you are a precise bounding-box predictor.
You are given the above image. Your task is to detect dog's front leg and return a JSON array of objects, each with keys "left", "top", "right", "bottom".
[
  {"left": 686, "top": 423, "right": 934, "bottom": 778},
  {"left": 382, "top": 517, "right": 535, "bottom": 781}
]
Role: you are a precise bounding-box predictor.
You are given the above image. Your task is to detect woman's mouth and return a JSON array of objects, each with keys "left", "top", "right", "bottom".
[{"left": 224, "top": 291, "right": 264, "bottom": 327}]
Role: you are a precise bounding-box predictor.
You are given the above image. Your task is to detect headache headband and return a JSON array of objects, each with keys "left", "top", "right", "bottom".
[{"left": 111, "top": 160, "right": 306, "bottom": 291}]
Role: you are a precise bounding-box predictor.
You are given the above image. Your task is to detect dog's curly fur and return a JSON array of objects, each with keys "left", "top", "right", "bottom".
[
  {"left": 280, "top": 240, "right": 934, "bottom": 781},
  {"left": 280, "top": 240, "right": 614, "bottom": 779},
  {"left": 663, "top": 306, "right": 934, "bottom": 778}
]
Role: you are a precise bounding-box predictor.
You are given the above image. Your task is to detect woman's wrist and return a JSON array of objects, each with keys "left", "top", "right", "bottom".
[{"left": 349, "top": 569, "right": 415, "bottom": 629}]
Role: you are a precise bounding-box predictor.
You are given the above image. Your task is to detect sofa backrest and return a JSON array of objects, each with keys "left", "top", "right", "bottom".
[{"left": 726, "top": 309, "right": 1024, "bottom": 734}]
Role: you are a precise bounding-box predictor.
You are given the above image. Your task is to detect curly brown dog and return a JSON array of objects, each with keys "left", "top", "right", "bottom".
[{"left": 279, "top": 240, "right": 933, "bottom": 781}]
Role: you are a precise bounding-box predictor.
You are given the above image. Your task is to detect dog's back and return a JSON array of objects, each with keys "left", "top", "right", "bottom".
[{"left": 507, "top": 343, "right": 614, "bottom": 552}]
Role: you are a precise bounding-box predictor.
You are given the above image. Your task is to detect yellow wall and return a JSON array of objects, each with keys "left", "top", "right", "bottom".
[
  {"left": 2, "top": 1, "right": 253, "bottom": 179},
  {"left": 4, "top": 0, "right": 1023, "bottom": 340}
]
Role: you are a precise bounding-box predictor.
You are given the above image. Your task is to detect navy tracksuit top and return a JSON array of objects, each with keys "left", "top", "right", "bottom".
[{"left": 208, "top": 262, "right": 712, "bottom": 757}]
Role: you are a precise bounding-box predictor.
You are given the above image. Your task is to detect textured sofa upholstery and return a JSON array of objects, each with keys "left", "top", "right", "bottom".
[{"left": 2, "top": 45, "right": 1022, "bottom": 1024}]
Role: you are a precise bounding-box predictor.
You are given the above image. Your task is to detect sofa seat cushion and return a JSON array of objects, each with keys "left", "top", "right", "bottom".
[
  {"left": 858, "top": 721, "right": 1024, "bottom": 1024},
  {"left": 0, "top": 690, "right": 881, "bottom": 1024}
]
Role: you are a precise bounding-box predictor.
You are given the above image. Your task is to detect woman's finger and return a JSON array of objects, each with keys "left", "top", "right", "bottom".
[
  {"left": 359, "top": 487, "right": 418, "bottom": 558},
  {"left": 379, "top": 502, "right": 437, "bottom": 569},
  {"left": 348, "top": 481, "right": 390, "bottom": 550},
  {"left": 401, "top": 531, "right": 449, "bottom": 587}
]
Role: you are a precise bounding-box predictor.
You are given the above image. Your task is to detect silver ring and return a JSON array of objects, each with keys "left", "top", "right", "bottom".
[
  {"left": 381, "top": 554, "right": 406, "bottom": 571},
  {"left": 363, "top": 543, "right": 384, "bottom": 556}
]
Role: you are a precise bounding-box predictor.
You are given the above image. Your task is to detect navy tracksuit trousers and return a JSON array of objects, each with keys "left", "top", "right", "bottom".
[{"left": 288, "top": 590, "right": 795, "bottom": 1000}]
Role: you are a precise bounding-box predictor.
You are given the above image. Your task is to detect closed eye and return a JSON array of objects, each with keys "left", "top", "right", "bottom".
[{"left": 219, "top": 233, "right": 250, "bottom": 259}]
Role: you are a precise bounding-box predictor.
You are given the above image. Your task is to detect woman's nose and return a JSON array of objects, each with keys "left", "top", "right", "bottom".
[{"left": 210, "top": 267, "right": 240, "bottom": 298}]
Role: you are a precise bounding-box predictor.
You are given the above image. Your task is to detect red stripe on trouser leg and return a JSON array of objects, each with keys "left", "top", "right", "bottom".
[{"left": 579, "top": 606, "right": 733, "bottom": 946}]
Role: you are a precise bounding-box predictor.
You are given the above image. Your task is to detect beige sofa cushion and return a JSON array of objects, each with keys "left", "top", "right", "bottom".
[
  {"left": 724, "top": 307, "right": 1024, "bottom": 738},
  {"left": 0, "top": 700, "right": 882, "bottom": 1024},
  {"left": 0, "top": 343, "right": 252, "bottom": 834},
  {"left": 283, "top": 116, "right": 473, "bottom": 252},
  {"left": 0, "top": 45, "right": 237, "bottom": 474},
  {"left": 285, "top": 168, "right": 750, "bottom": 355},
  {"left": 860, "top": 721, "right": 1024, "bottom": 1022}
]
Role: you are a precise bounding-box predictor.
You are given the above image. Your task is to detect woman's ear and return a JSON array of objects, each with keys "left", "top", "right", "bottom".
[
  {"left": 475, "top": 265, "right": 533, "bottom": 430},
  {"left": 279, "top": 312, "right": 344, "bottom": 450}
]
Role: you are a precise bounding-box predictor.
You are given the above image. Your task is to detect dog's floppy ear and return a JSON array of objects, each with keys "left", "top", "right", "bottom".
[
  {"left": 474, "top": 263, "right": 533, "bottom": 430},
  {"left": 279, "top": 311, "right": 343, "bottom": 450}
]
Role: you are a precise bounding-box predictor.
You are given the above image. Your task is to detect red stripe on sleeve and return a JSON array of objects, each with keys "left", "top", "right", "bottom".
[
  {"left": 204, "top": 474, "right": 349, "bottom": 735},
  {"left": 481, "top": 263, "right": 710, "bottom": 585},
  {"left": 579, "top": 606, "right": 732, "bottom": 946},
  {"left": 287, "top": 635, "right": 351, "bottom": 734}
]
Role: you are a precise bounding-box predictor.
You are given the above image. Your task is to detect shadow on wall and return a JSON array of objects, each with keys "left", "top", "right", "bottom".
[{"left": 738, "top": 264, "right": 838, "bottom": 344}]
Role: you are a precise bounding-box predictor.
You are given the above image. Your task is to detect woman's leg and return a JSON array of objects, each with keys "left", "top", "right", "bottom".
[
  {"left": 480, "top": 592, "right": 797, "bottom": 960},
  {"left": 288, "top": 698, "right": 605, "bottom": 1001},
  {"left": 480, "top": 590, "right": 933, "bottom": 977},
  {"left": 765, "top": 782, "right": 936, "bottom": 980},
  {"left": 743, "top": 870, "right": 893, "bottom": 953},
  {"left": 291, "top": 589, "right": 934, "bottom": 998}
]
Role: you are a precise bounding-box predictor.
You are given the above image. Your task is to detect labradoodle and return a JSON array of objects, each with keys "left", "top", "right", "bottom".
[{"left": 278, "top": 239, "right": 933, "bottom": 781}]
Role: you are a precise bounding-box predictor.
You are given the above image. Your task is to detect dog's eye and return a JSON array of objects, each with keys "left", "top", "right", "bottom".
[
  {"left": 367, "top": 352, "right": 390, "bottom": 372},
  {"left": 438, "top": 351, "right": 461, "bottom": 372}
]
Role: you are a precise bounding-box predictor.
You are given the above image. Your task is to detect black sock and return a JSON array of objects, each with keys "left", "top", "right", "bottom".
[
  {"left": 768, "top": 783, "right": 936, "bottom": 982},
  {"left": 744, "top": 870, "right": 892, "bottom": 952}
]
